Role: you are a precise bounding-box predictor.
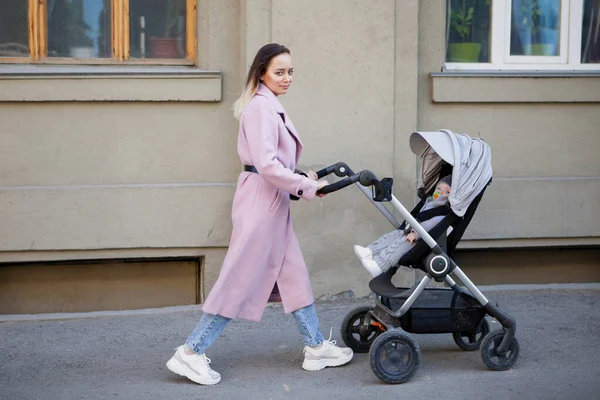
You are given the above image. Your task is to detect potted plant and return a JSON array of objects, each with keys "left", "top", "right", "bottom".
[
  {"left": 516, "top": 0, "right": 556, "bottom": 56},
  {"left": 149, "top": 0, "right": 185, "bottom": 59},
  {"left": 447, "top": 0, "right": 481, "bottom": 62}
]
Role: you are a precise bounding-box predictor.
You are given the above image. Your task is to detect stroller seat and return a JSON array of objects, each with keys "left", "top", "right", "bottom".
[
  {"left": 369, "top": 176, "right": 490, "bottom": 298},
  {"left": 404, "top": 178, "right": 488, "bottom": 268}
]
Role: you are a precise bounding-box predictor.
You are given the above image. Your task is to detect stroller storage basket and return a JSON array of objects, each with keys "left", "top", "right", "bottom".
[{"left": 385, "top": 288, "right": 485, "bottom": 334}]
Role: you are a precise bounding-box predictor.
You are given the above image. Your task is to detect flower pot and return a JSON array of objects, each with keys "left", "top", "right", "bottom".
[
  {"left": 447, "top": 42, "right": 481, "bottom": 62},
  {"left": 523, "top": 44, "right": 557, "bottom": 56},
  {"left": 149, "top": 37, "right": 179, "bottom": 59}
]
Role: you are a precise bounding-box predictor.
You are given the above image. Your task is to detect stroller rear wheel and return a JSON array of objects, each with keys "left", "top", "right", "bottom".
[
  {"left": 452, "top": 318, "right": 490, "bottom": 351},
  {"left": 369, "top": 329, "right": 421, "bottom": 384},
  {"left": 340, "top": 305, "right": 384, "bottom": 353},
  {"left": 480, "top": 329, "right": 520, "bottom": 371}
]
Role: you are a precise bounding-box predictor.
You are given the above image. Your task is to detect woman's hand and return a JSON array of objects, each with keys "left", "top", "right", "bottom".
[
  {"left": 406, "top": 231, "right": 418, "bottom": 244},
  {"left": 307, "top": 170, "right": 318, "bottom": 181},
  {"left": 316, "top": 179, "right": 328, "bottom": 197}
]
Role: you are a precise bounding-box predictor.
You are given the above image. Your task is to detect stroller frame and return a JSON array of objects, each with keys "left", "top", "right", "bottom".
[{"left": 316, "top": 159, "right": 519, "bottom": 384}]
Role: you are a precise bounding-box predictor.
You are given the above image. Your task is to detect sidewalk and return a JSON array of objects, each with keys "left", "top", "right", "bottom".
[{"left": 1, "top": 287, "right": 599, "bottom": 400}]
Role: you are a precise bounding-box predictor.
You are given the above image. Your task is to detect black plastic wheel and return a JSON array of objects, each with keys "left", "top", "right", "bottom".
[
  {"left": 480, "top": 329, "right": 520, "bottom": 371},
  {"left": 369, "top": 329, "right": 421, "bottom": 384},
  {"left": 340, "top": 306, "right": 383, "bottom": 353},
  {"left": 453, "top": 318, "right": 491, "bottom": 351}
]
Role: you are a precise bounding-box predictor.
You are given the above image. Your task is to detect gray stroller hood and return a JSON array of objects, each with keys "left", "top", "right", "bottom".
[{"left": 410, "top": 129, "right": 493, "bottom": 217}]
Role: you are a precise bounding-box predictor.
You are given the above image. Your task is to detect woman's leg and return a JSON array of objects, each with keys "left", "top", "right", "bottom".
[
  {"left": 292, "top": 304, "right": 353, "bottom": 371},
  {"left": 186, "top": 312, "right": 231, "bottom": 355},
  {"left": 292, "top": 303, "right": 325, "bottom": 347},
  {"left": 167, "top": 312, "right": 230, "bottom": 385}
]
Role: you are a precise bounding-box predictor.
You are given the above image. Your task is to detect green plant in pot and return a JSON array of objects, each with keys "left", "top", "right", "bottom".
[
  {"left": 517, "top": 0, "right": 556, "bottom": 56},
  {"left": 447, "top": 0, "right": 481, "bottom": 62}
]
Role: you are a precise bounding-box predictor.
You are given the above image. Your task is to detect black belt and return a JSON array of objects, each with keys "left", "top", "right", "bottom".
[
  {"left": 244, "top": 165, "right": 258, "bottom": 173},
  {"left": 245, "top": 165, "right": 308, "bottom": 178},
  {"left": 244, "top": 164, "right": 302, "bottom": 201}
]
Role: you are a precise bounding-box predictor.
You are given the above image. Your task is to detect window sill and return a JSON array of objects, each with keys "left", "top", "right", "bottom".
[
  {"left": 0, "top": 65, "right": 222, "bottom": 102},
  {"left": 431, "top": 71, "right": 600, "bottom": 103}
]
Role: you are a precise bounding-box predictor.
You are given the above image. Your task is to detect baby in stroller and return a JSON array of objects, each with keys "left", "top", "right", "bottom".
[{"left": 354, "top": 175, "right": 452, "bottom": 277}]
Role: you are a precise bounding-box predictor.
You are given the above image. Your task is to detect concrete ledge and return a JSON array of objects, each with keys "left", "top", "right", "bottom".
[
  {"left": 431, "top": 74, "right": 600, "bottom": 103},
  {"left": 0, "top": 66, "right": 222, "bottom": 102}
]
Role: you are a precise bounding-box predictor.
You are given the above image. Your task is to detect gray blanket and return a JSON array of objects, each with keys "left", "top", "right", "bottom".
[{"left": 368, "top": 196, "right": 448, "bottom": 272}]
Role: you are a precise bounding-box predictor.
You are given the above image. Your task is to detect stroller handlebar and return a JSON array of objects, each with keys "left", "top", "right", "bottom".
[
  {"left": 315, "top": 162, "right": 386, "bottom": 196},
  {"left": 317, "top": 172, "right": 361, "bottom": 194},
  {"left": 315, "top": 162, "right": 354, "bottom": 179}
]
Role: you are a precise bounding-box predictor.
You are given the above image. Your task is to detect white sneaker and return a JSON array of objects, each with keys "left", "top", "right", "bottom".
[
  {"left": 302, "top": 331, "right": 354, "bottom": 371},
  {"left": 166, "top": 345, "right": 221, "bottom": 385},
  {"left": 362, "top": 259, "right": 383, "bottom": 277},
  {"left": 354, "top": 245, "right": 382, "bottom": 277},
  {"left": 353, "top": 245, "right": 372, "bottom": 260}
]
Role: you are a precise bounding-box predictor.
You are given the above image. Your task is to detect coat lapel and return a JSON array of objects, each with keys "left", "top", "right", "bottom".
[{"left": 256, "top": 84, "right": 304, "bottom": 161}]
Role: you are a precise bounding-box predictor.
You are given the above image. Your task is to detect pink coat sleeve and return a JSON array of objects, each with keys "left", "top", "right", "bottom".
[{"left": 242, "top": 97, "right": 318, "bottom": 201}]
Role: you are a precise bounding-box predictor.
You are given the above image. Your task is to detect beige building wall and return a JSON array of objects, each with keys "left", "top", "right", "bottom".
[
  {"left": 1, "top": 1, "right": 598, "bottom": 313},
  {"left": 267, "top": 0, "right": 422, "bottom": 295},
  {"left": 0, "top": 0, "right": 242, "bottom": 297}
]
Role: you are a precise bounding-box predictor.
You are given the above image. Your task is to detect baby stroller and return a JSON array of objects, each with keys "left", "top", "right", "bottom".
[{"left": 315, "top": 130, "right": 519, "bottom": 384}]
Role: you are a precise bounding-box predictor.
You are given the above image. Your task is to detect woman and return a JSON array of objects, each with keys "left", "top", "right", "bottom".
[{"left": 166, "top": 43, "right": 353, "bottom": 385}]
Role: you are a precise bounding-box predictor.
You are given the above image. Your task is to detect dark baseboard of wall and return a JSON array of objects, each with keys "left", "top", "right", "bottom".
[
  {"left": 454, "top": 247, "right": 600, "bottom": 285},
  {"left": 0, "top": 257, "right": 202, "bottom": 315}
]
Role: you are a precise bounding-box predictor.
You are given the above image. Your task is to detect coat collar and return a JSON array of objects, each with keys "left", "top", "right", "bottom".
[
  {"left": 255, "top": 83, "right": 303, "bottom": 154},
  {"left": 256, "top": 83, "right": 285, "bottom": 114}
]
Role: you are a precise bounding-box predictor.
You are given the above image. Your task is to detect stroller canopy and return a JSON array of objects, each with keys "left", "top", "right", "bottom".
[{"left": 409, "top": 129, "right": 492, "bottom": 217}]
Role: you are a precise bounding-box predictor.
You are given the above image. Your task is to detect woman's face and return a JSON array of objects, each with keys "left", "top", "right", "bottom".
[{"left": 261, "top": 53, "right": 293, "bottom": 96}]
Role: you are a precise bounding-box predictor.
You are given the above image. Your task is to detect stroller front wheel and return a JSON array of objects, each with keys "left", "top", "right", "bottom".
[
  {"left": 453, "top": 318, "right": 491, "bottom": 351},
  {"left": 480, "top": 329, "right": 520, "bottom": 371},
  {"left": 369, "top": 329, "right": 421, "bottom": 384},
  {"left": 340, "top": 305, "right": 384, "bottom": 353}
]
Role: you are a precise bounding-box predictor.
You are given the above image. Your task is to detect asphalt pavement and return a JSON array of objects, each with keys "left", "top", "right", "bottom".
[{"left": 1, "top": 287, "right": 599, "bottom": 400}]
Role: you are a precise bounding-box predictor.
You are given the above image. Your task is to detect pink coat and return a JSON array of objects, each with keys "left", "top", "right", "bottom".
[{"left": 202, "top": 84, "right": 318, "bottom": 321}]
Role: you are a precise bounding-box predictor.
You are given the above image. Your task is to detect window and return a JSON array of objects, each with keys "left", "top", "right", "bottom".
[
  {"left": 582, "top": 0, "right": 600, "bottom": 62},
  {"left": 0, "top": 0, "right": 197, "bottom": 64},
  {"left": 0, "top": 1, "right": 29, "bottom": 58},
  {"left": 446, "top": 0, "right": 492, "bottom": 63},
  {"left": 445, "top": 0, "right": 600, "bottom": 70}
]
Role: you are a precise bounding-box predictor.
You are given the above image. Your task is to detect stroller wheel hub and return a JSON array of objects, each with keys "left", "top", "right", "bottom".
[{"left": 425, "top": 253, "right": 450, "bottom": 280}]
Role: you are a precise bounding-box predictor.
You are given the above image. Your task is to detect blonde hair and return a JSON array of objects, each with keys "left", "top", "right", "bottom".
[
  {"left": 233, "top": 80, "right": 259, "bottom": 120},
  {"left": 232, "top": 43, "right": 290, "bottom": 120}
]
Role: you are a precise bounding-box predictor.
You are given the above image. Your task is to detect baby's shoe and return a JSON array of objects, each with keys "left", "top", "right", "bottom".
[
  {"left": 353, "top": 245, "right": 372, "bottom": 260},
  {"left": 354, "top": 245, "right": 382, "bottom": 277}
]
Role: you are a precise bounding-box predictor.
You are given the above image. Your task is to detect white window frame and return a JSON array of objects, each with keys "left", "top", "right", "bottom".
[{"left": 445, "top": 0, "right": 600, "bottom": 71}]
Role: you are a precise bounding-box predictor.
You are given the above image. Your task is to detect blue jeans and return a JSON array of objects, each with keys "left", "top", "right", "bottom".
[{"left": 186, "top": 303, "right": 325, "bottom": 354}]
